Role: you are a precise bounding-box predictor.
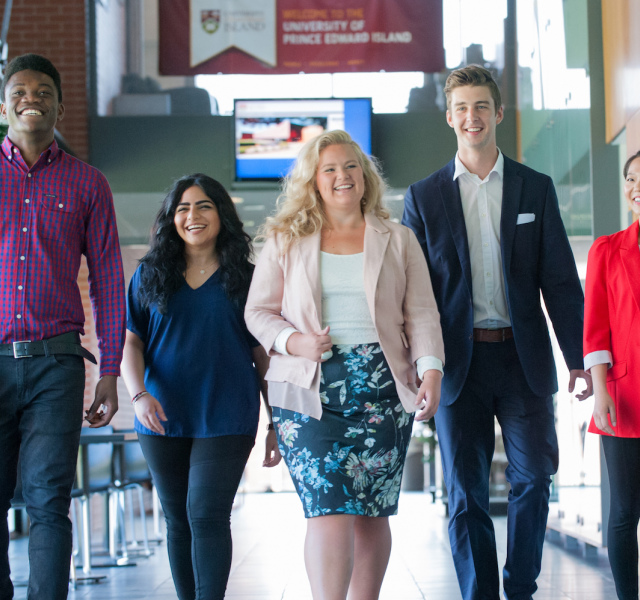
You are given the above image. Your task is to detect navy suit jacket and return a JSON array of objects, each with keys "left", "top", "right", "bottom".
[{"left": 402, "top": 155, "right": 584, "bottom": 406}]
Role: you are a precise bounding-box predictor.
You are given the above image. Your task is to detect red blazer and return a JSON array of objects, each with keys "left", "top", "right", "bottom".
[{"left": 584, "top": 220, "right": 640, "bottom": 437}]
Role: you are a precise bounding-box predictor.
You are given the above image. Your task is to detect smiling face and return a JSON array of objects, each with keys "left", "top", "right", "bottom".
[
  {"left": 315, "top": 143, "right": 365, "bottom": 216},
  {"left": 446, "top": 84, "right": 503, "bottom": 156},
  {"left": 0, "top": 69, "right": 64, "bottom": 143},
  {"left": 624, "top": 157, "right": 640, "bottom": 219},
  {"left": 173, "top": 185, "right": 221, "bottom": 254}
]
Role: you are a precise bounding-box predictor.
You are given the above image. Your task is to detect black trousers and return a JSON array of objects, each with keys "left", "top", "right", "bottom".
[
  {"left": 139, "top": 434, "right": 254, "bottom": 600},
  {"left": 602, "top": 435, "right": 640, "bottom": 600}
]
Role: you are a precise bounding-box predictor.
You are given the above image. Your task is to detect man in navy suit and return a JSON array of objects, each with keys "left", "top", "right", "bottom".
[{"left": 402, "top": 65, "right": 593, "bottom": 600}]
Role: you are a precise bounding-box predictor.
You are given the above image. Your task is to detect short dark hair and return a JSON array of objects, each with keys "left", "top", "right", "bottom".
[
  {"left": 1, "top": 54, "right": 62, "bottom": 102},
  {"left": 444, "top": 64, "right": 501, "bottom": 114},
  {"left": 623, "top": 150, "right": 640, "bottom": 178}
]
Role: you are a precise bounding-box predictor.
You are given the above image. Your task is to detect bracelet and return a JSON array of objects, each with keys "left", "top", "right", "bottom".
[
  {"left": 131, "top": 390, "right": 149, "bottom": 404},
  {"left": 266, "top": 423, "right": 275, "bottom": 431}
]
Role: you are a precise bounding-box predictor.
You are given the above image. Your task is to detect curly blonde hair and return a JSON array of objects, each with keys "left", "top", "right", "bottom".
[{"left": 260, "top": 129, "right": 388, "bottom": 253}]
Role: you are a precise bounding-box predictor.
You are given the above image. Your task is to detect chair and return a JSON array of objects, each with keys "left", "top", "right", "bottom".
[
  {"left": 9, "top": 461, "right": 26, "bottom": 528},
  {"left": 70, "top": 427, "right": 117, "bottom": 578},
  {"left": 165, "top": 86, "right": 218, "bottom": 115},
  {"left": 110, "top": 433, "right": 157, "bottom": 559}
]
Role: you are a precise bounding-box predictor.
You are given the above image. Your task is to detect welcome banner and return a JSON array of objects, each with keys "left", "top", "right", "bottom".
[{"left": 159, "top": 0, "right": 445, "bottom": 75}]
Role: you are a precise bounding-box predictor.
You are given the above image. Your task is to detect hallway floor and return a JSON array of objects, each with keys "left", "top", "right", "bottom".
[{"left": 9, "top": 492, "right": 618, "bottom": 599}]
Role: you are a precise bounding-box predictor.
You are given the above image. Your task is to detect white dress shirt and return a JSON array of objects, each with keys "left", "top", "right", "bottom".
[{"left": 454, "top": 151, "right": 511, "bottom": 329}]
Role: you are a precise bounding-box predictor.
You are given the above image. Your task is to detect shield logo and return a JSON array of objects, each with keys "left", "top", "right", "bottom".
[{"left": 201, "top": 10, "right": 220, "bottom": 34}]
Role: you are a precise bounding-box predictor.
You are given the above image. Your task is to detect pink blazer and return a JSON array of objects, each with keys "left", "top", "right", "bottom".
[
  {"left": 584, "top": 220, "right": 640, "bottom": 437},
  {"left": 245, "top": 213, "right": 445, "bottom": 419}
]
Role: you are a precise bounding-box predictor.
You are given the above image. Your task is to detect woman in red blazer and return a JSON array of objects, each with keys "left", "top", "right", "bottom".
[{"left": 584, "top": 150, "right": 640, "bottom": 600}]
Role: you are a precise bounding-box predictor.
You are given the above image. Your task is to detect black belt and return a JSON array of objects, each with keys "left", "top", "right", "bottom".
[
  {"left": 473, "top": 327, "right": 514, "bottom": 343},
  {"left": 0, "top": 332, "right": 97, "bottom": 363}
]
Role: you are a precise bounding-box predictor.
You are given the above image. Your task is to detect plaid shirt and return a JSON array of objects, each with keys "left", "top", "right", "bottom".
[{"left": 0, "top": 136, "right": 125, "bottom": 377}]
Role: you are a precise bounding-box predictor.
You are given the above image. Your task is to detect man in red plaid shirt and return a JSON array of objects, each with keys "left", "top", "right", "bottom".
[{"left": 0, "top": 54, "right": 125, "bottom": 599}]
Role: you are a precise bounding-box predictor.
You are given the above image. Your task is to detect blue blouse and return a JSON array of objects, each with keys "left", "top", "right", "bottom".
[{"left": 127, "top": 266, "right": 260, "bottom": 438}]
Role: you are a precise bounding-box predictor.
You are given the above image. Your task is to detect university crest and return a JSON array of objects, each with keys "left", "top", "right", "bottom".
[{"left": 201, "top": 10, "right": 220, "bottom": 34}]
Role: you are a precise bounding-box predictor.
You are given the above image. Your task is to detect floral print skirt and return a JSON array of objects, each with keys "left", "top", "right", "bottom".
[{"left": 272, "top": 343, "right": 414, "bottom": 518}]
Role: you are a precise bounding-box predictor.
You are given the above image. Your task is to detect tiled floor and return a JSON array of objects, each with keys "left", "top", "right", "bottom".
[{"left": 9, "top": 492, "right": 618, "bottom": 599}]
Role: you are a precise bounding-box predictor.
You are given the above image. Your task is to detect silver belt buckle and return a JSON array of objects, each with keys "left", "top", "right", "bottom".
[{"left": 13, "top": 340, "right": 32, "bottom": 359}]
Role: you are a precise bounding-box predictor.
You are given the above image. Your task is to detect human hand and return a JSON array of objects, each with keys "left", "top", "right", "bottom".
[
  {"left": 414, "top": 369, "right": 442, "bottom": 422},
  {"left": 593, "top": 390, "right": 616, "bottom": 436},
  {"left": 569, "top": 369, "right": 593, "bottom": 400},
  {"left": 134, "top": 394, "right": 168, "bottom": 435},
  {"left": 286, "top": 327, "right": 333, "bottom": 362},
  {"left": 85, "top": 375, "right": 118, "bottom": 427},
  {"left": 263, "top": 428, "right": 282, "bottom": 467}
]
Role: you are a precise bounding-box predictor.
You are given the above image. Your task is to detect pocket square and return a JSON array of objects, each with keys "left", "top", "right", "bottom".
[{"left": 516, "top": 213, "right": 535, "bottom": 225}]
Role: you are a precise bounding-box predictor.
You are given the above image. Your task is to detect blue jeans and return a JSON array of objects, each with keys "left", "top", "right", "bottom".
[
  {"left": 0, "top": 354, "right": 85, "bottom": 600},
  {"left": 138, "top": 434, "right": 254, "bottom": 600}
]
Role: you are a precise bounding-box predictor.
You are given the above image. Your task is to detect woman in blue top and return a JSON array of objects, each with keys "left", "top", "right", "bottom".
[{"left": 121, "top": 173, "right": 281, "bottom": 600}]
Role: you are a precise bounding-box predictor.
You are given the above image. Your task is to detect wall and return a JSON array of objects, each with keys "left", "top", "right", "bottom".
[
  {"left": 588, "top": 0, "right": 623, "bottom": 238},
  {"left": 95, "top": 0, "right": 127, "bottom": 116},
  {"left": 601, "top": 0, "right": 640, "bottom": 145},
  {"left": 0, "top": 0, "right": 90, "bottom": 160},
  {"left": 142, "top": 0, "right": 191, "bottom": 90},
  {"left": 89, "top": 109, "right": 516, "bottom": 187},
  {"left": 89, "top": 108, "right": 517, "bottom": 245},
  {"left": 600, "top": 0, "right": 640, "bottom": 222}
]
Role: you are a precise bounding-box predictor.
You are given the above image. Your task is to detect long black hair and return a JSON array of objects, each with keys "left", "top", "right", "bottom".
[{"left": 137, "top": 173, "right": 253, "bottom": 313}]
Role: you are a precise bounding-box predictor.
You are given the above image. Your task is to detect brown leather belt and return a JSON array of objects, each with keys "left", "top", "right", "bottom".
[{"left": 473, "top": 327, "right": 513, "bottom": 343}]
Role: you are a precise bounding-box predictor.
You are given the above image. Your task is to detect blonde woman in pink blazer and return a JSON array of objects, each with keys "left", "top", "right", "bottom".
[{"left": 245, "top": 130, "right": 444, "bottom": 600}]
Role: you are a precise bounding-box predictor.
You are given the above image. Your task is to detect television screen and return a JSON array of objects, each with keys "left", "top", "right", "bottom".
[{"left": 234, "top": 98, "right": 372, "bottom": 182}]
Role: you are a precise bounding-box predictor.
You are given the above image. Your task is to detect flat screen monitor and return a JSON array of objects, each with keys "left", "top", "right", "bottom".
[{"left": 234, "top": 98, "right": 372, "bottom": 182}]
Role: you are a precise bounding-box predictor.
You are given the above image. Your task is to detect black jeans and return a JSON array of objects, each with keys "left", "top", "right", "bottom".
[
  {"left": 138, "top": 434, "right": 254, "bottom": 600},
  {"left": 0, "top": 354, "right": 85, "bottom": 600},
  {"left": 602, "top": 435, "right": 640, "bottom": 600}
]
